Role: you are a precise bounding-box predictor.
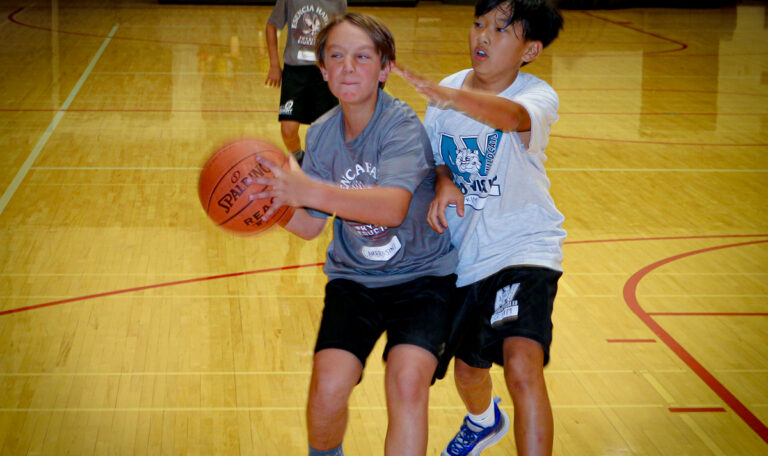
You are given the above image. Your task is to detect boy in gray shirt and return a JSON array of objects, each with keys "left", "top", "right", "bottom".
[{"left": 255, "top": 13, "right": 458, "bottom": 456}]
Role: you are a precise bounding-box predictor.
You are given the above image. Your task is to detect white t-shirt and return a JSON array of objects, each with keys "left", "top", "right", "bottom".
[{"left": 425, "top": 69, "right": 566, "bottom": 287}]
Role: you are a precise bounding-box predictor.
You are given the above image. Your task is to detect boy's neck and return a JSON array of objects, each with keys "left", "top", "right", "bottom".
[
  {"left": 341, "top": 92, "right": 379, "bottom": 141},
  {"left": 467, "top": 67, "right": 521, "bottom": 93}
]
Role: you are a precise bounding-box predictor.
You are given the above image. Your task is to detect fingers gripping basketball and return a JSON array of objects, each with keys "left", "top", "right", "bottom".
[{"left": 199, "top": 139, "right": 295, "bottom": 235}]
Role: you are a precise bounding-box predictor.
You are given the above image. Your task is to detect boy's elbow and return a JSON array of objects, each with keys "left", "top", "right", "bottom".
[
  {"left": 296, "top": 231, "right": 319, "bottom": 241},
  {"left": 283, "top": 210, "right": 325, "bottom": 240},
  {"left": 382, "top": 202, "right": 410, "bottom": 227},
  {"left": 369, "top": 187, "right": 411, "bottom": 227}
]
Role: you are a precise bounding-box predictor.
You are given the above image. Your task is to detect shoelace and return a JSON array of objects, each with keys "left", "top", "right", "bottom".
[{"left": 448, "top": 420, "right": 480, "bottom": 451}]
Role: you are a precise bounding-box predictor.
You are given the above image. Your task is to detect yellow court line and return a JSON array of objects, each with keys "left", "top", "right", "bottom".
[
  {"left": 0, "top": 24, "right": 119, "bottom": 217},
  {"left": 679, "top": 414, "right": 727, "bottom": 456},
  {"left": 0, "top": 295, "right": 325, "bottom": 300},
  {"left": 0, "top": 404, "right": 683, "bottom": 413},
  {"left": 28, "top": 166, "right": 768, "bottom": 173},
  {"left": 1, "top": 369, "right": 710, "bottom": 377}
]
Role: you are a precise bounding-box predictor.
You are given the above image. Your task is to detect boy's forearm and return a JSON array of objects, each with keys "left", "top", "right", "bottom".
[
  {"left": 282, "top": 208, "right": 326, "bottom": 240},
  {"left": 441, "top": 86, "right": 530, "bottom": 132},
  {"left": 265, "top": 23, "right": 280, "bottom": 66},
  {"left": 435, "top": 164, "right": 454, "bottom": 182},
  {"left": 303, "top": 182, "right": 411, "bottom": 228}
]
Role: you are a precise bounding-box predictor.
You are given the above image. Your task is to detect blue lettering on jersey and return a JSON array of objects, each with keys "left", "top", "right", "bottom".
[{"left": 439, "top": 130, "right": 502, "bottom": 209}]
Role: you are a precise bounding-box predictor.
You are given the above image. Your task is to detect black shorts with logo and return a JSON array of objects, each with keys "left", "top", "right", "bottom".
[
  {"left": 315, "top": 274, "right": 459, "bottom": 383},
  {"left": 279, "top": 64, "right": 338, "bottom": 124},
  {"left": 452, "top": 266, "right": 562, "bottom": 368}
]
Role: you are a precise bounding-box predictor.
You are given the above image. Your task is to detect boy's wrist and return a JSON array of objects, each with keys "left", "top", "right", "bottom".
[{"left": 301, "top": 179, "right": 325, "bottom": 210}]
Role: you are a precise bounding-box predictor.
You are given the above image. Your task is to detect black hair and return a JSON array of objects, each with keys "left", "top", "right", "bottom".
[{"left": 475, "top": 0, "right": 563, "bottom": 48}]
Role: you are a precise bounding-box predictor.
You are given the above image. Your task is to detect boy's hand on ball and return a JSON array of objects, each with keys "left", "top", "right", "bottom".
[{"left": 252, "top": 154, "right": 311, "bottom": 220}]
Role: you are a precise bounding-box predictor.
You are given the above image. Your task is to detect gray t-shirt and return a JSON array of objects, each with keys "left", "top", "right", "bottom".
[
  {"left": 303, "top": 90, "right": 458, "bottom": 288},
  {"left": 268, "top": 0, "right": 347, "bottom": 66}
]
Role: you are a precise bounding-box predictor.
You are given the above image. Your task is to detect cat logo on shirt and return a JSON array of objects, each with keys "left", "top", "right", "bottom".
[{"left": 439, "top": 131, "right": 502, "bottom": 210}]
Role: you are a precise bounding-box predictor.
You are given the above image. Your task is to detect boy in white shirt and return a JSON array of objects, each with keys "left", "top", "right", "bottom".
[{"left": 395, "top": 1, "right": 565, "bottom": 454}]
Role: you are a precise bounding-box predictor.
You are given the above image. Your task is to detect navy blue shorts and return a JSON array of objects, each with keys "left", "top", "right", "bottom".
[
  {"left": 278, "top": 64, "right": 338, "bottom": 124},
  {"left": 315, "top": 274, "right": 459, "bottom": 382},
  {"left": 452, "top": 267, "right": 561, "bottom": 368}
]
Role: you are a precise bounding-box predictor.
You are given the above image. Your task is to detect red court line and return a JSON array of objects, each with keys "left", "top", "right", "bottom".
[
  {"left": 4, "top": 108, "right": 766, "bottom": 118},
  {"left": 556, "top": 88, "right": 768, "bottom": 98},
  {"left": 6, "top": 8, "right": 465, "bottom": 56},
  {"left": 550, "top": 134, "right": 767, "bottom": 147},
  {"left": 0, "top": 108, "right": 276, "bottom": 113},
  {"left": 669, "top": 407, "right": 727, "bottom": 413},
  {"left": 649, "top": 312, "right": 768, "bottom": 317},
  {"left": 2, "top": 234, "right": 765, "bottom": 317},
  {"left": 580, "top": 11, "right": 688, "bottom": 55},
  {"left": 0, "top": 262, "right": 324, "bottom": 317},
  {"left": 566, "top": 234, "right": 768, "bottom": 245},
  {"left": 8, "top": 7, "right": 236, "bottom": 50},
  {"left": 623, "top": 239, "right": 768, "bottom": 443},
  {"left": 10, "top": 7, "right": 718, "bottom": 60},
  {"left": 606, "top": 339, "right": 656, "bottom": 343}
]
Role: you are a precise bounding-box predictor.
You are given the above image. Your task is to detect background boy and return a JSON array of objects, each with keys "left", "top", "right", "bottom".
[
  {"left": 395, "top": 1, "right": 565, "bottom": 455},
  {"left": 265, "top": 0, "right": 347, "bottom": 164},
  {"left": 256, "top": 13, "right": 458, "bottom": 456}
]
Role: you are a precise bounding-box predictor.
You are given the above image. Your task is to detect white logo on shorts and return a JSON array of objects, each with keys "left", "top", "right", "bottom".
[
  {"left": 491, "top": 283, "right": 520, "bottom": 326},
  {"left": 279, "top": 100, "right": 294, "bottom": 115}
]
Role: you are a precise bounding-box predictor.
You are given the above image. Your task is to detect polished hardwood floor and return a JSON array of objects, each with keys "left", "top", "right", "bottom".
[{"left": 0, "top": 1, "right": 766, "bottom": 454}]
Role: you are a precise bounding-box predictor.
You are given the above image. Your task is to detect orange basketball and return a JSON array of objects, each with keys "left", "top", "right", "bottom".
[{"left": 199, "top": 139, "right": 295, "bottom": 235}]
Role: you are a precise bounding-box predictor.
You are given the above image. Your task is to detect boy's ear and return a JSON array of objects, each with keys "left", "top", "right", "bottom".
[
  {"left": 522, "top": 41, "right": 543, "bottom": 64},
  {"left": 319, "top": 65, "right": 328, "bottom": 81},
  {"left": 378, "top": 60, "right": 393, "bottom": 84}
]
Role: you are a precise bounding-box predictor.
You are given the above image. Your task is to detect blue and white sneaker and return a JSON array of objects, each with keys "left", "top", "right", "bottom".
[{"left": 442, "top": 397, "right": 510, "bottom": 456}]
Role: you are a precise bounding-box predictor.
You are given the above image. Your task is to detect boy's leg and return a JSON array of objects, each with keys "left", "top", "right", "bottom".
[
  {"left": 280, "top": 119, "right": 301, "bottom": 154},
  {"left": 453, "top": 358, "right": 493, "bottom": 414},
  {"left": 310, "top": 279, "right": 384, "bottom": 454},
  {"left": 443, "top": 358, "right": 509, "bottom": 456},
  {"left": 502, "top": 336, "right": 553, "bottom": 456},
  {"left": 383, "top": 344, "right": 437, "bottom": 456},
  {"left": 307, "top": 348, "right": 363, "bottom": 451},
  {"left": 379, "top": 274, "right": 458, "bottom": 456}
]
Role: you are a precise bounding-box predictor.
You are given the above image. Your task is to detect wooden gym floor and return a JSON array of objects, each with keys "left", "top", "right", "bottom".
[{"left": 0, "top": 1, "right": 766, "bottom": 454}]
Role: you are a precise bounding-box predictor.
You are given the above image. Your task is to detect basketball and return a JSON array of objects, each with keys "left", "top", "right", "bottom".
[{"left": 199, "top": 139, "right": 295, "bottom": 235}]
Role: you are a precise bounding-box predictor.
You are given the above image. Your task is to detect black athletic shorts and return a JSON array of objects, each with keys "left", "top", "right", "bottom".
[
  {"left": 315, "top": 274, "right": 459, "bottom": 383},
  {"left": 279, "top": 64, "right": 338, "bottom": 124},
  {"left": 452, "top": 266, "right": 561, "bottom": 368}
]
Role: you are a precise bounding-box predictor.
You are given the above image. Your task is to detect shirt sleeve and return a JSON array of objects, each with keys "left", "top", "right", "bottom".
[
  {"left": 376, "top": 115, "right": 433, "bottom": 194},
  {"left": 512, "top": 81, "right": 559, "bottom": 156},
  {"left": 423, "top": 104, "right": 443, "bottom": 167},
  {"left": 267, "top": 0, "right": 287, "bottom": 29},
  {"left": 302, "top": 124, "right": 332, "bottom": 219}
]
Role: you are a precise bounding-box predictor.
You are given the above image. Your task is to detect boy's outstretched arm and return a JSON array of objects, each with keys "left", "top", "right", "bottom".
[
  {"left": 394, "top": 64, "right": 531, "bottom": 133},
  {"left": 427, "top": 165, "right": 465, "bottom": 234},
  {"left": 264, "top": 23, "right": 281, "bottom": 87},
  {"left": 282, "top": 208, "right": 327, "bottom": 240},
  {"left": 254, "top": 156, "right": 412, "bottom": 228}
]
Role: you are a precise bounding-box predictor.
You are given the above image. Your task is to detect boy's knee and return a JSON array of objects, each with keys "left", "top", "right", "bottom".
[
  {"left": 309, "top": 374, "right": 353, "bottom": 413},
  {"left": 387, "top": 366, "right": 431, "bottom": 404},
  {"left": 502, "top": 345, "right": 545, "bottom": 392},
  {"left": 280, "top": 121, "right": 300, "bottom": 137},
  {"left": 453, "top": 360, "right": 490, "bottom": 388}
]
